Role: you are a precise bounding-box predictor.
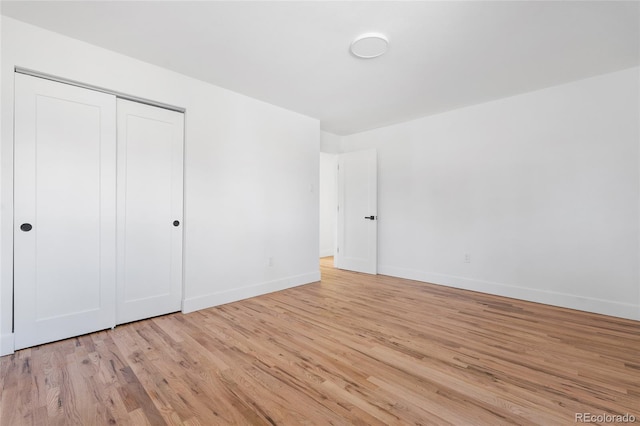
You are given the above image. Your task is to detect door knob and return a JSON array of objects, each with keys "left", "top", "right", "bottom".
[
  {"left": 173, "top": 220, "right": 180, "bottom": 227},
  {"left": 20, "top": 223, "right": 33, "bottom": 232},
  {"left": 364, "top": 216, "right": 376, "bottom": 220}
]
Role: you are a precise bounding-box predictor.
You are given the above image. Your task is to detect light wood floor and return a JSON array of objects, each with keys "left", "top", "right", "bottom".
[{"left": 1, "top": 257, "right": 639, "bottom": 425}]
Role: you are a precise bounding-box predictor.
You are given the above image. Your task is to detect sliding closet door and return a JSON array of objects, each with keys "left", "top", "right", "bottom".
[
  {"left": 14, "top": 74, "right": 117, "bottom": 350},
  {"left": 116, "top": 99, "right": 184, "bottom": 324}
]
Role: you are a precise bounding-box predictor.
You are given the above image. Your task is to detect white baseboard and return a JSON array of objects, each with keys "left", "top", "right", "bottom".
[
  {"left": 319, "top": 249, "right": 334, "bottom": 258},
  {"left": 183, "top": 271, "right": 321, "bottom": 314},
  {"left": 1, "top": 333, "right": 14, "bottom": 356},
  {"left": 378, "top": 265, "right": 640, "bottom": 321}
]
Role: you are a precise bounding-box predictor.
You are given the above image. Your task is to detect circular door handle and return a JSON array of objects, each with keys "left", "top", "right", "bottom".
[
  {"left": 20, "top": 223, "right": 33, "bottom": 232},
  {"left": 173, "top": 220, "right": 180, "bottom": 227}
]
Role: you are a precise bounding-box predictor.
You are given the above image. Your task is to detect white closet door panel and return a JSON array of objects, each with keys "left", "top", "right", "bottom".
[
  {"left": 14, "top": 74, "right": 116, "bottom": 350},
  {"left": 117, "top": 99, "right": 184, "bottom": 324}
]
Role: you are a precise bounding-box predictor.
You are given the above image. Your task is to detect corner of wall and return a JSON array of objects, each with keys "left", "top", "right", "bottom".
[{"left": 320, "top": 130, "right": 343, "bottom": 154}]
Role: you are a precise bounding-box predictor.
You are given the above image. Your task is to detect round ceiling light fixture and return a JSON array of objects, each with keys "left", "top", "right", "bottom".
[{"left": 350, "top": 33, "right": 389, "bottom": 59}]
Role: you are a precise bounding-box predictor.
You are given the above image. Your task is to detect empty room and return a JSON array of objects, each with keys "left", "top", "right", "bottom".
[{"left": 1, "top": 1, "right": 639, "bottom": 425}]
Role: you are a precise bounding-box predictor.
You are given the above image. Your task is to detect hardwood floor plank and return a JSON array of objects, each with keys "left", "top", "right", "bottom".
[{"left": 1, "top": 257, "right": 639, "bottom": 425}]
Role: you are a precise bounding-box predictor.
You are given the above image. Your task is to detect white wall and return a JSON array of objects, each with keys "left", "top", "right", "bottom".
[
  {"left": 320, "top": 131, "right": 342, "bottom": 154},
  {"left": 0, "top": 16, "right": 4, "bottom": 355},
  {"left": 319, "top": 153, "right": 337, "bottom": 257},
  {"left": 319, "top": 131, "right": 340, "bottom": 259},
  {"left": 342, "top": 67, "right": 640, "bottom": 320},
  {"left": 1, "top": 17, "right": 320, "bottom": 355}
]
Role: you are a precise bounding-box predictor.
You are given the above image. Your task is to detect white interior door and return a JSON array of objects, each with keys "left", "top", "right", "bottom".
[
  {"left": 14, "top": 74, "right": 117, "bottom": 350},
  {"left": 116, "top": 99, "right": 184, "bottom": 324},
  {"left": 337, "top": 149, "right": 377, "bottom": 274}
]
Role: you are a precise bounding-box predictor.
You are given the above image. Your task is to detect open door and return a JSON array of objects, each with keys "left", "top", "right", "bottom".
[{"left": 336, "top": 149, "right": 377, "bottom": 274}]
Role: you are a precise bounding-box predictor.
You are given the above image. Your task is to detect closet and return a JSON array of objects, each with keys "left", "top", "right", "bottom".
[{"left": 13, "top": 73, "right": 184, "bottom": 350}]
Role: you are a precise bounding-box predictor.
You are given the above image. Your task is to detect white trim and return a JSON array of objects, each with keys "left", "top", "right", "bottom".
[
  {"left": 182, "top": 271, "right": 321, "bottom": 314},
  {"left": 379, "top": 265, "right": 640, "bottom": 321},
  {"left": 1, "top": 333, "right": 15, "bottom": 356}
]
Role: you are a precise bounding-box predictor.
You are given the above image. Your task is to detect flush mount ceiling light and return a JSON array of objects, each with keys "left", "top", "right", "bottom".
[{"left": 350, "top": 33, "right": 389, "bottom": 59}]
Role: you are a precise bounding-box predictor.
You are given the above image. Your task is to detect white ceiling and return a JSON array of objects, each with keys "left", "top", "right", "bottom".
[{"left": 2, "top": 1, "right": 639, "bottom": 135}]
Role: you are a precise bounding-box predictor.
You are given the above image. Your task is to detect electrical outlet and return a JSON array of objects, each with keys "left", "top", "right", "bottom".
[{"left": 464, "top": 253, "right": 471, "bottom": 263}]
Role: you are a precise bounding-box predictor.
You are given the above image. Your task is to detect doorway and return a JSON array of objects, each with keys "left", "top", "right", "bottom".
[{"left": 319, "top": 149, "right": 378, "bottom": 275}]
